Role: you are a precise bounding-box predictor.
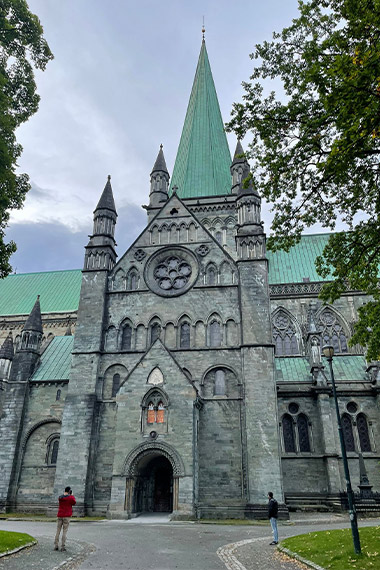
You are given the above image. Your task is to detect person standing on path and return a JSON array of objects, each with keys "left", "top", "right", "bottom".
[
  {"left": 268, "top": 491, "right": 279, "bottom": 545},
  {"left": 54, "top": 486, "right": 76, "bottom": 551}
]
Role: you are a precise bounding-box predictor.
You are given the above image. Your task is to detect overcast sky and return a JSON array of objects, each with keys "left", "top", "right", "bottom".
[{"left": 7, "top": 0, "right": 303, "bottom": 273}]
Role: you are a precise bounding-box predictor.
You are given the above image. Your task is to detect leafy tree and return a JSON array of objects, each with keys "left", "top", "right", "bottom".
[
  {"left": 227, "top": 0, "right": 380, "bottom": 360},
  {"left": 0, "top": 0, "right": 53, "bottom": 277}
]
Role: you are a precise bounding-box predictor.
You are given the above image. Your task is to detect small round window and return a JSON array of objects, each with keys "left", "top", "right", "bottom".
[
  {"left": 288, "top": 402, "right": 299, "bottom": 415},
  {"left": 347, "top": 402, "right": 358, "bottom": 414}
]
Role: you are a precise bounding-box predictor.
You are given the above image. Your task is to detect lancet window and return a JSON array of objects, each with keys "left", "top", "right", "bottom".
[
  {"left": 180, "top": 322, "right": 190, "bottom": 348},
  {"left": 111, "top": 373, "right": 120, "bottom": 398},
  {"left": 282, "top": 406, "right": 311, "bottom": 453},
  {"left": 47, "top": 437, "right": 60, "bottom": 466},
  {"left": 121, "top": 324, "right": 132, "bottom": 350}
]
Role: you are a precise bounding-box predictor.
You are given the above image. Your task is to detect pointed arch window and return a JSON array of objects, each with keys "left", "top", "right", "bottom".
[
  {"left": 180, "top": 322, "right": 190, "bottom": 348},
  {"left": 272, "top": 311, "right": 299, "bottom": 356},
  {"left": 47, "top": 436, "right": 60, "bottom": 466},
  {"left": 121, "top": 324, "right": 132, "bottom": 350},
  {"left": 127, "top": 270, "right": 138, "bottom": 291},
  {"left": 297, "top": 414, "right": 311, "bottom": 452},
  {"left": 210, "top": 320, "right": 222, "bottom": 348},
  {"left": 357, "top": 413, "right": 371, "bottom": 452},
  {"left": 150, "top": 322, "right": 161, "bottom": 344},
  {"left": 144, "top": 390, "right": 168, "bottom": 428},
  {"left": 56, "top": 389, "right": 61, "bottom": 401},
  {"left": 111, "top": 373, "right": 120, "bottom": 398},
  {"left": 206, "top": 265, "right": 217, "bottom": 286},
  {"left": 282, "top": 414, "right": 296, "bottom": 453},
  {"left": 342, "top": 414, "right": 355, "bottom": 452},
  {"left": 318, "top": 310, "right": 348, "bottom": 354}
]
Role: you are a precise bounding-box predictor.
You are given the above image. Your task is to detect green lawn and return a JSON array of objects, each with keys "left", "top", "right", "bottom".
[
  {"left": 0, "top": 530, "right": 35, "bottom": 555},
  {"left": 282, "top": 526, "right": 380, "bottom": 569}
]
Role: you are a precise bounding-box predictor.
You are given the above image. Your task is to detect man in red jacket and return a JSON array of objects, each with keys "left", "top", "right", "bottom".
[{"left": 54, "top": 486, "right": 76, "bottom": 551}]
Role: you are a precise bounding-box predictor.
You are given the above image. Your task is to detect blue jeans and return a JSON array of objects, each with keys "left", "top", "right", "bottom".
[{"left": 270, "top": 517, "right": 278, "bottom": 542}]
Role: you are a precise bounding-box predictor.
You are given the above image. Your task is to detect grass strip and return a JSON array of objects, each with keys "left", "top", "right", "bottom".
[
  {"left": 281, "top": 526, "right": 380, "bottom": 570},
  {"left": 0, "top": 530, "right": 35, "bottom": 555}
]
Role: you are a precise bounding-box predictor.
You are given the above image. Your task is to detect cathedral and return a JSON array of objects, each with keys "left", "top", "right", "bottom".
[{"left": 0, "top": 38, "right": 379, "bottom": 519}]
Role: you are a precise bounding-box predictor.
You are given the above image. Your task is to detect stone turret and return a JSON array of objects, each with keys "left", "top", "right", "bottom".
[
  {"left": 84, "top": 176, "right": 117, "bottom": 271},
  {"left": 231, "top": 140, "right": 247, "bottom": 194},
  {"left": 234, "top": 144, "right": 284, "bottom": 509},
  {"left": 234, "top": 143, "right": 264, "bottom": 260},
  {"left": 149, "top": 144, "right": 169, "bottom": 207},
  {"left": 0, "top": 297, "right": 43, "bottom": 511},
  {"left": 0, "top": 333, "right": 14, "bottom": 381}
]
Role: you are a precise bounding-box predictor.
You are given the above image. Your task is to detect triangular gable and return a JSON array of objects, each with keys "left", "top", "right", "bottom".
[
  {"left": 112, "top": 192, "right": 236, "bottom": 275},
  {"left": 120, "top": 338, "right": 196, "bottom": 393}
]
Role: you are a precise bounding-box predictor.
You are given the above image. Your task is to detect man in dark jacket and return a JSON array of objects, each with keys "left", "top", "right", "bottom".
[
  {"left": 54, "top": 486, "right": 76, "bottom": 551},
  {"left": 268, "top": 491, "right": 279, "bottom": 545}
]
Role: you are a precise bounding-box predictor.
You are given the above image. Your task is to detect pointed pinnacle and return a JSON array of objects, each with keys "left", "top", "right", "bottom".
[
  {"left": 151, "top": 145, "right": 169, "bottom": 176},
  {"left": 23, "top": 295, "right": 43, "bottom": 333},
  {"left": 232, "top": 140, "right": 246, "bottom": 165},
  {"left": 0, "top": 332, "right": 14, "bottom": 360},
  {"left": 95, "top": 176, "right": 116, "bottom": 213}
]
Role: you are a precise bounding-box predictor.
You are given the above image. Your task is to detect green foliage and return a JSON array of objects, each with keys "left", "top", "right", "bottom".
[
  {"left": 227, "top": 0, "right": 380, "bottom": 359},
  {"left": 282, "top": 526, "right": 380, "bottom": 569},
  {"left": 0, "top": 0, "right": 53, "bottom": 277},
  {"left": 0, "top": 529, "right": 35, "bottom": 554}
]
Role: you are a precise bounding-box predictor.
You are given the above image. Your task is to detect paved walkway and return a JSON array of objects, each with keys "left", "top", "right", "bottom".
[{"left": 0, "top": 514, "right": 377, "bottom": 570}]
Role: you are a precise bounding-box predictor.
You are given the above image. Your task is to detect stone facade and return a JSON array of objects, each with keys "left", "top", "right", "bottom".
[{"left": 0, "top": 40, "right": 379, "bottom": 520}]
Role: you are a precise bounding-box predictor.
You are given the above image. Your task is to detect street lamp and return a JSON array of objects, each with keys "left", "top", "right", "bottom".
[{"left": 322, "top": 344, "right": 361, "bottom": 555}]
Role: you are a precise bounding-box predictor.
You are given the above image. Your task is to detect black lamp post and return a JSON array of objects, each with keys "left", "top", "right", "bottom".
[{"left": 322, "top": 344, "right": 361, "bottom": 555}]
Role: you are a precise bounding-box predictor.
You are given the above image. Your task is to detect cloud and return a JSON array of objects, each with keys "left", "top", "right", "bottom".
[{"left": 6, "top": 202, "right": 147, "bottom": 274}]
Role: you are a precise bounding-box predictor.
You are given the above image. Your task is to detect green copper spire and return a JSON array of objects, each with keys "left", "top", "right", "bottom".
[{"left": 170, "top": 40, "right": 232, "bottom": 198}]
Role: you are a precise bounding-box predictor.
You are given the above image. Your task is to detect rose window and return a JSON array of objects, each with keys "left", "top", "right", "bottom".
[{"left": 154, "top": 256, "right": 192, "bottom": 291}]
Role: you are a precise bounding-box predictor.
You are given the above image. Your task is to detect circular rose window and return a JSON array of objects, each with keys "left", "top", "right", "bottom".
[{"left": 145, "top": 247, "right": 198, "bottom": 297}]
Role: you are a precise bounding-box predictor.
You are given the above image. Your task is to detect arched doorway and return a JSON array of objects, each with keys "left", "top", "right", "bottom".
[{"left": 134, "top": 454, "right": 173, "bottom": 513}]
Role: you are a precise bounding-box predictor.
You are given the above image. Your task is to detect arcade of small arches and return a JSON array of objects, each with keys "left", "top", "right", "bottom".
[
  {"left": 104, "top": 313, "right": 240, "bottom": 352},
  {"left": 109, "top": 260, "right": 237, "bottom": 292}
]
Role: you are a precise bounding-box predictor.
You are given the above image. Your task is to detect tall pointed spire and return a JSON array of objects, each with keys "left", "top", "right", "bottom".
[{"left": 170, "top": 40, "right": 231, "bottom": 198}]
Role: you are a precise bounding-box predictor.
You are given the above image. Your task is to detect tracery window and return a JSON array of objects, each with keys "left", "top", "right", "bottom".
[
  {"left": 144, "top": 390, "right": 167, "bottom": 426},
  {"left": 342, "top": 414, "right": 355, "bottom": 452},
  {"left": 282, "top": 414, "right": 296, "bottom": 452},
  {"left": 272, "top": 310, "right": 299, "bottom": 356},
  {"left": 111, "top": 373, "right": 120, "bottom": 398},
  {"left": 47, "top": 437, "right": 60, "bottom": 466},
  {"left": 180, "top": 322, "right": 190, "bottom": 348},
  {"left": 121, "top": 324, "right": 132, "bottom": 350},
  {"left": 318, "top": 309, "right": 348, "bottom": 353}
]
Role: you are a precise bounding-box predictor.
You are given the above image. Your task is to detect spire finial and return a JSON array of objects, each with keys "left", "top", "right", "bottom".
[
  {"left": 107, "top": 174, "right": 111, "bottom": 181},
  {"left": 160, "top": 143, "right": 163, "bottom": 150},
  {"left": 202, "top": 16, "right": 205, "bottom": 40}
]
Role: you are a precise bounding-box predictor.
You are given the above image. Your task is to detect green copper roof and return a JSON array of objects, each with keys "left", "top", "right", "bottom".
[
  {"left": 170, "top": 40, "right": 232, "bottom": 198},
  {"left": 268, "top": 234, "right": 332, "bottom": 284},
  {"left": 0, "top": 269, "right": 82, "bottom": 315},
  {"left": 31, "top": 335, "right": 74, "bottom": 382},
  {"left": 276, "top": 355, "right": 368, "bottom": 382}
]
